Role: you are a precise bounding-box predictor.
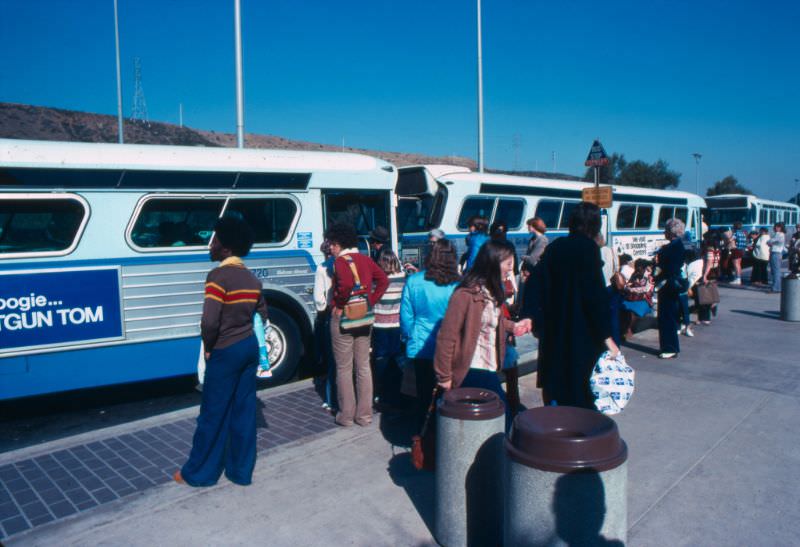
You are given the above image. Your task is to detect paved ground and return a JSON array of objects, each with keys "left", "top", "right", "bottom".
[{"left": 1, "top": 282, "right": 798, "bottom": 545}]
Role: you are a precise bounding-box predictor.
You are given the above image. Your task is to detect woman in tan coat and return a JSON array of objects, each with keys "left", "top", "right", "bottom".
[{"left": 434, "top": 239, "right": 531, "bottom": 429}]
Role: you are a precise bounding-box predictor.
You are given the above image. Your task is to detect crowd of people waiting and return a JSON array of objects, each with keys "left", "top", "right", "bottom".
[{"left": 175, "top": 210, "right": 799, "bottom": 487}]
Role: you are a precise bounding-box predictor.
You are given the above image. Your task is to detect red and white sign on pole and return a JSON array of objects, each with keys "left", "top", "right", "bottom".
[{"left": 584, "top": 139, "right": 609, "bottom": 167}]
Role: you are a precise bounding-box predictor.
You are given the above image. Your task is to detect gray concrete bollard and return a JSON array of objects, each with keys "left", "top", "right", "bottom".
[
  {"left": 504, "top": 407, "right": 628, "bottom": 547},
  {"left": 780, "top": 276, "right": 800, "bottom": 321},
  {"left": 434, "top": 387, "right": 506, "bottom": 547}
]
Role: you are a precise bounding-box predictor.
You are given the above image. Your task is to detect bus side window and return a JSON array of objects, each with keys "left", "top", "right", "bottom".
[
  {"left": 635, "top": 205, "right": 653, "bottom": 230},
  {"left": 674, "top": 207, "right": 688, "bottom": 225},
  {"left": 616, "top": 204, "right": 636, "bottom": 229},
  {"left": 495, "top": 199, "right": 525, "bottom": 230},
  {"left": 559, "top": 201, "right": 578, "bottom": 229},
  {"left": 227, "top": 197, "right": 299, "bottom": 245},
  {"left": 657, "top": 206, "right": 675, "bottom": 228},
  {"left": 0, "top": 197, "right": 85, "bottom": 254},
  {"left": 130, "top": 197, "right": 225, "bottom": 249},
  {"left": 457, "top": 197, "right": 495, "bottom": 230},
  {"left": 534, "top": 200, "right": 562, "bottom": 231}
]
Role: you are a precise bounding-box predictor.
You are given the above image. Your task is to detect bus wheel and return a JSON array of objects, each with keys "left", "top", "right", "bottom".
[{"left": 261, "top": 307, "right": 302, "bottom": 386}]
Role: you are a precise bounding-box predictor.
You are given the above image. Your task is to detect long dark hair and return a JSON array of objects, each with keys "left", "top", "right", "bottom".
[
  {"left": 424, "top": 239, "right": 460, "bottom": 285},
  {"left": 569, "top": 202, "right": 602, "bottom": 239},
  {"left": 459, "top": 239, "right": 514, "bottom": 303}
]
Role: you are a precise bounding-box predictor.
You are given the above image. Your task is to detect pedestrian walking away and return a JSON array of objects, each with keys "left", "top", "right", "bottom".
[
  {"left": 434, "top": 239, "right": 532, "bottom": 430},
  {"left": 521, "top": 202, "right": 620, "bottom": 410},
  {"left": 655, "top": 218, "right": 687, "bottom": 359},
  {"left": 326, "top": 223, "right": 389, "bottom": 427},
  {"left": 176, "top": 215, "right": 268, "bottom": 487}
]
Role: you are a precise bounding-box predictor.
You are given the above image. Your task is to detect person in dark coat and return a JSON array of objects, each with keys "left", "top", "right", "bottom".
[
  {"left": 654, "top": 218, "right": 686, "bottom": 359},
  {"left": 521, "top": 202, "right": 620, "bottom": 409}
]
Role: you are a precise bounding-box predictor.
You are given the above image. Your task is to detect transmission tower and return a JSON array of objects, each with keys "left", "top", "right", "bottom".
[{"left": 131, "top": 57, "right": 149, "bottom": 124}]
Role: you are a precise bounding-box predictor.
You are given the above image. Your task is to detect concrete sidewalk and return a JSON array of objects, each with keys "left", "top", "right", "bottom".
[{"left": 3, "top": 285, "right": 799, "bottom": 546}]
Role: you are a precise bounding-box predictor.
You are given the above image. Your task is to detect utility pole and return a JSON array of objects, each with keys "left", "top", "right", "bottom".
[
  {"left": 692, "top": 153, "right": 702, "bottom": 195},
  {"left": 234, "top": 0, "right": 245, "bottom": 148},
  {"left": 131, "top": 57, "right": 148, "bottom": 123},
  {"left": 476, "top": 0, "right": 484, "bottom": 172},
  {"left": 113, "top": 0, "right": 123, "bottom": 143},
  {"left": 179, "top": 103, "right": 183, "bottom": 128},
  {"left": 552, "top": 151, "right": 557, "bottom": 173}
]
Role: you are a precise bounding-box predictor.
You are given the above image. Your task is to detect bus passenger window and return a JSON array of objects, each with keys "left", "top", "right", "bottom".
[
  {"left": 227, "top": 198, "right": 298, "bottom": 245},
  {"left": 616, "top": 205, "right": 636, "bottom": 229},
  {"left": 130, "top": 198, "right": 225, "bottom": 249},
  {"left": 657, "top": 206, "right": 674, "bottom": 228},
  {"left": 534, "top": 200, "right": 561, "bottom": 231},
  {"left": 495, "top": 199, "right": 525, "bottom": 230},
  {"left": 559, "top": 202, "right": 577, "bottom": 229},
  {"left": 674, "top": 207, "right": 688, "bottom": 225},
  {"left": 457, "top": 197, "right": 495, "bottom": 230},
  {"left": 635, "top": 206, "right": 653, "bottom": 229},
  {"left": 0, "top": 198, "right": 85, "bottom": 255}
]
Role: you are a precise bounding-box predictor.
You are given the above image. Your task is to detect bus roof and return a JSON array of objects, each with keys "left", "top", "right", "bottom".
[{"left": 0, "top": 138, "right": 393, "bottom": 174}]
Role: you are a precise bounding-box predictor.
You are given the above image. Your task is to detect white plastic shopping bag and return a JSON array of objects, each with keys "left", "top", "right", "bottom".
[{"left": 590, "top": 351, "right": 635, "bottom": 415}]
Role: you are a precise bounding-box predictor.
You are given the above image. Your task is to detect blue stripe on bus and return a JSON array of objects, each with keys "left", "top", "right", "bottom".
[
  {"left": 0, "top": 249, "right": 315, "bottom": 272},
  {"left": 0, "top": 337, "right": 201, "bottom": 400}
]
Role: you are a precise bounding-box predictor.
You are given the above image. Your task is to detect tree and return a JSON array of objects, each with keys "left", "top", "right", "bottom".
[
  {"left": 706, "top": 175, "right": 752, "bottom": 196},
  {"left": 583, "top": 154, "right": 680, "bottom": 189}
]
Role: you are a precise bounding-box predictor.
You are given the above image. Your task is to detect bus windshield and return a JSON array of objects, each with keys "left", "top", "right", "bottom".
[
  {"left": 706, "top": 208, "right": 752, "bottom": 225},
  {"left": 395, "top": 187, "right": 446, "bottom": 234}
]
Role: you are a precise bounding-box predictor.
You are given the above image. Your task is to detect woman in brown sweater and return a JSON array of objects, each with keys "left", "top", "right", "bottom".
[{"left": 434, "top": 239, "right": 531, "bottom": 429}]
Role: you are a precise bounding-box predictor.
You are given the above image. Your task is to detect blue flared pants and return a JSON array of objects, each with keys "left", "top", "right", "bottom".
[{"left": 182, "top": 335, "right": 258, "bottom": 486}]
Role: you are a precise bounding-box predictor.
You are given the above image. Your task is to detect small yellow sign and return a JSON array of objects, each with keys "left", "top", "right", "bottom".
[{"left": 582, "top": 186, "right": 613, "bottom": 208}]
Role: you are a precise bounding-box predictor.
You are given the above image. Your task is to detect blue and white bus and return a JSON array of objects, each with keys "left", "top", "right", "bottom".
[
  {"left": 0, "top": 139, "right": 398, "bottom": 400},
  {"left": 705, "top": 194, "right": 799, "bottom": 235},
  {"left": 395, "top": 165, "right": 706, "bottom": 267}
]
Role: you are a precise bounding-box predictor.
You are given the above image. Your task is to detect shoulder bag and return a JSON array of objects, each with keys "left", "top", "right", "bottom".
[{"left": 338, "top": 255, "right": 375, "bottom": 331}]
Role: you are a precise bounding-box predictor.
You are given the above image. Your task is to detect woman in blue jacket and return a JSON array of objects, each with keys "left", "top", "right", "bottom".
[{"left": 400, "top": 238, "right": 461, "bottom": 424}]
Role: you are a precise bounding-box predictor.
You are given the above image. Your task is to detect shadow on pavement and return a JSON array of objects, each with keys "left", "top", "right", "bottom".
[
  {"left": 388, "top": 452, "right": 436, "bottom": 538},
  {"left": 730, "top": 309, "right": 781, "bottom": 320},
  {"left": 378, "top": 408, "right": 416, "bottom": 449}
]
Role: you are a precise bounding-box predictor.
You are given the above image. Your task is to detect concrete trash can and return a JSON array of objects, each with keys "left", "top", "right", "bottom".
[
  {"left": 504, "top": 406, "right": 628, "bottom": 547},
  {"left": 435, "top": 387, "right": 506, "bottom": 547},
  {"left": 780, "top": 276, "right": 800, "bottom": 321}
]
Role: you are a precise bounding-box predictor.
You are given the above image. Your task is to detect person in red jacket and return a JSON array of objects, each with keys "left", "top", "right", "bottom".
[{"left": 325, "top": 223, "right": 389, "bottom": 426}]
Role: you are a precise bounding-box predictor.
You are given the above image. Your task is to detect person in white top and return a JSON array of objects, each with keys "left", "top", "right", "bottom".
[
  {"left": 751, "top": 228, "right": 770, "bottom": 285},
  {"left": 312, "top": 241, "right": 337, "bottom": 411}
]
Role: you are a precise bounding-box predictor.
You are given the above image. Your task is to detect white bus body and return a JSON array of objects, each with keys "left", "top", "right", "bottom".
[{"left": 0, "top": 139, "right": 397, "bottom": 399}]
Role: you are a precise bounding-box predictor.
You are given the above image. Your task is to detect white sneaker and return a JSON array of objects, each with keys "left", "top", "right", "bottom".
[
  {"left": 658, "top": 352, "right": 678, "bottom": 359},
  {"left": 731, "top": 278, "right": 742, "bottom": 285},
  {"left": 683, "top": 325, "right": 694, "bottom": 337}
]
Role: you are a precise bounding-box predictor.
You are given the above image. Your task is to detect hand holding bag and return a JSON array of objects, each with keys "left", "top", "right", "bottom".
[{"left": 338, "top": 255, "right": 375, "bottom": 331}]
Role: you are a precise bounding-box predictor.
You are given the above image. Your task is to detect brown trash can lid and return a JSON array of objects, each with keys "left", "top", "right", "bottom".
[
  {"left": 438, "top": 387, "right": 505, "bottom": 421},
  {"left": 505, "top": 406, "right": 627, "bottom": 472}
]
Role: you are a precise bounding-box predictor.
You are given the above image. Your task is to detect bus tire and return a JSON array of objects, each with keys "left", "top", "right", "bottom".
[{"left": 259, "top": 307, "right": 302, "bottom": 386}]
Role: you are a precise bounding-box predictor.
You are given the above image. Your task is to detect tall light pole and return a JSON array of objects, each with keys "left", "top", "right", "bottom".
[
  {"left": 692, "top": 153, "right": 702, "bottom": 195},
  {"left": 234, "top": 0, "right": 245, "bottom": 148},
  {"left": 794, "top": 178, "right": 799, "bottom": 204},
  {"left": 476, "top": 0, "right": 484, "bottom": 172},
  {"left": 113, "top": 0, "right": 123, "bottom": 144}
]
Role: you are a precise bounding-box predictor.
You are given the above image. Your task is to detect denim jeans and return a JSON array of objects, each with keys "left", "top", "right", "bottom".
[
  {"left": 770, "top": 253, "right": 783, "bottom": 292},
  {"left": 371, "top": 327, "right": 403, "bottom": 405}
]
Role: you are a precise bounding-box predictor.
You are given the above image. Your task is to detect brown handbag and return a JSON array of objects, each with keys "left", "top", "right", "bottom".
[
  {"left": 696, "top": 282, "right": 720, "bottom": 306},
  {"left": 411, "top": 387, "right": 440, "bottom": 471}
]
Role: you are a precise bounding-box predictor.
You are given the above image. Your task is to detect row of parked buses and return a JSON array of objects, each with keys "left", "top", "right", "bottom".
[
  {"left": 705, "top": 194, "right": 799, "bottom": 236},
  {"left": 1, "top": 139, "right": 796, "bottom": 400}
]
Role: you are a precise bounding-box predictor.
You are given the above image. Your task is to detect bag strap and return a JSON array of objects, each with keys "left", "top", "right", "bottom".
[{"left": 342, "top": 254, "right": 363, "bottom": 290}]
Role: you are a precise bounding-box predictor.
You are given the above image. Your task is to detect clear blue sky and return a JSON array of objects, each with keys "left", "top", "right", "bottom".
[{"left": 2, "top": 0, "right": 799, "bottom": 200}]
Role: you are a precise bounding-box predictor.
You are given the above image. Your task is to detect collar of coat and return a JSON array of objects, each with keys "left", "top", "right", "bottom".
[{"left": 461, "top": 284, "right": 495, "bottom": 303}]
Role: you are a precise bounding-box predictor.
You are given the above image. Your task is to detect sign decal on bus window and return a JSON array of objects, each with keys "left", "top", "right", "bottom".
[
  {"left": 297, "top": 232, "right": 313, "bottom": 249},
  {"left": 0, "top": 267, "right": 124, "bottom": 353}
]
